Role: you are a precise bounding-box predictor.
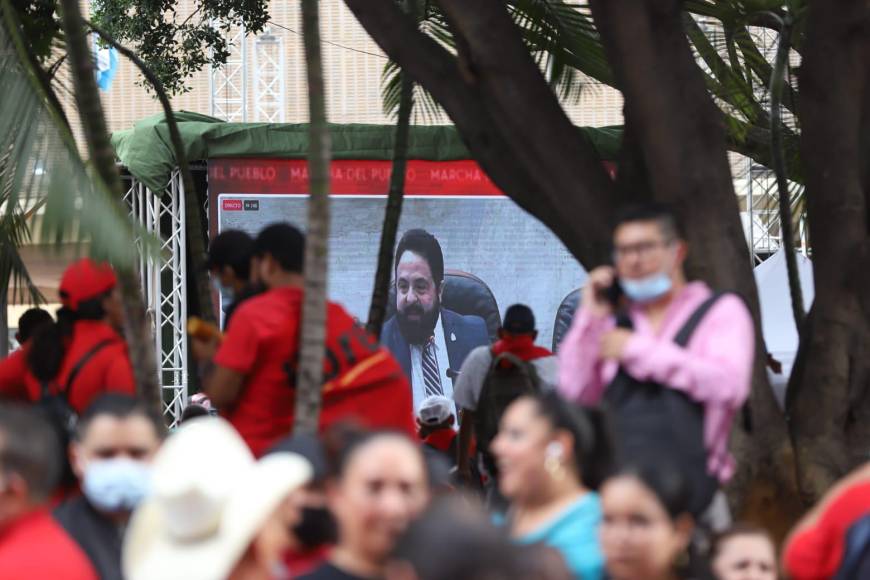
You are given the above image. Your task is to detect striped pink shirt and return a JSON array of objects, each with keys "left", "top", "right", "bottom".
[{"left": 558, "top": 281, "right": 754, "bottom": 482}]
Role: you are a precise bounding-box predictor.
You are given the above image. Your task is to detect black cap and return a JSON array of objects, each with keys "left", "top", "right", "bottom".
[
  {"left": 267, "top": 433, "right": 327, "bottom": 481},
  {"left": 502, "top": 304, "right": 535, "bottom": 335},
  {"left": 205, "top": 230, "right": 254, "bottom": 274}
]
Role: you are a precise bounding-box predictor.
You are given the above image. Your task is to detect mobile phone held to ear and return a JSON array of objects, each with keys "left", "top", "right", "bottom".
[{"left": 597, "top": 278, "right": 623, "bottom": 307}]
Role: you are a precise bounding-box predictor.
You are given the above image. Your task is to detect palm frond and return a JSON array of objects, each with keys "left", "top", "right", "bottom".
[
  {"left": 1, "top": 0, "right": 161, "bottom": 282},
  {"left": 684, "top": 14, "right": 764, "bottom": 124},
  {"left": 0, "top": 192, "right": 43, "bottom": 304},
  {"left": 507, "top": 0, "right": 612, "bottom": 100},
  {"left": 380, "top": 0, "right": 611, "bottom": 119},
  {"left": 382, "top": 59, "right": 444, "bottom": 124},
  {"left": 683, "top": 1, "right": 802, "bottom": 115},
  {"left": 380, "top": 3, "right": 449, "bottom": 124}
]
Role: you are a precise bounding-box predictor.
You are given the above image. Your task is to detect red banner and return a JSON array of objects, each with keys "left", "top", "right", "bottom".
[{"left": 208, "top": 158, "right": 504, "bottom": 197}]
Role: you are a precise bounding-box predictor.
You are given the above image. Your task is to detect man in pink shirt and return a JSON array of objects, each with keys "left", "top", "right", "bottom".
[{"left": 559, "top": 203, "right": 754, "bottom": 517}]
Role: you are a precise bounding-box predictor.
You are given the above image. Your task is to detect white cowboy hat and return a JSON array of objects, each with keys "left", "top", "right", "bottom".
[{"left": 123, "top": 417, "right": 312, "bottom": 580}]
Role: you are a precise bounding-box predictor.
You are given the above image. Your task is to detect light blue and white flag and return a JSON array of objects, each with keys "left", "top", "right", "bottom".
[{"left": 94, "top": 38, "right": 119, "bottom": 92}]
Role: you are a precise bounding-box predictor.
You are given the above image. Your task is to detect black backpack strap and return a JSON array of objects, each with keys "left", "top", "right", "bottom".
[
  {"left": 39, "top": 337, "right": 114, "bottom": 401},
  {"left": 673, "top": 292, "right": 729, "bottom": 347},
  {"left": 62, "top": 338, "right": 117, "bottom": 395},
  {"left": 614, "top": 310, "right": 633, "bottom": 330}
]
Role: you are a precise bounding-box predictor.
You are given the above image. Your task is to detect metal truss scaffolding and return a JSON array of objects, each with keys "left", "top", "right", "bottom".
[
  {"left": 254, "top": 27, "right": 286, "bottom": 122},
  {"left": 210, "top": 26, "right": 248, "bottom": 122},
  {"left": 123, "top": 170, "right": 188, "bottom": 427}
]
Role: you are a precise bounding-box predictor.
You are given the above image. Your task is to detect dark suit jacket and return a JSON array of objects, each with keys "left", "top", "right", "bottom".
[
  {"left": 54, "top": 496, "right": 123, "bottom": 580},
  {"left": 381, "top": 308, "right": 490, "bottom": 387}
]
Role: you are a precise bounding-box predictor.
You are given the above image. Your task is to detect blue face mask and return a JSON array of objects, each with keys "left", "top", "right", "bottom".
[
  {"left": 211, "top": 277, "right": 235, "bottom": 301},
  {"left": 83, "top": 458, "right": 151, "bottom": 513},
  {"left": 620, "top": 271, "right": 673, "bottom": 303}
]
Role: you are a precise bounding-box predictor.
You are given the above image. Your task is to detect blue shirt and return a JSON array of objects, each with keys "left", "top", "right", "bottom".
[{"left": 496, "top": 493, "right": 604, "bottom": 580}]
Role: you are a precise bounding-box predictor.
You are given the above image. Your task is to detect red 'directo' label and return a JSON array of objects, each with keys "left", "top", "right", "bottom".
[{"left": 222, "top": 199, "right": 243, "bottom": 211}]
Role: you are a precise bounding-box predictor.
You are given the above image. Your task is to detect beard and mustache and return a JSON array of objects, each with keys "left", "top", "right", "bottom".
[{"left": 396, "top": 300, "right": 440, "bottom": 345}]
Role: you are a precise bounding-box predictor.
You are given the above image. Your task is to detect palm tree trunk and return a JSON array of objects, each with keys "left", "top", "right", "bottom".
[
  {"left": 769, "top": 15, "right": 805, "bottom": 331},
  {"left": 58, "top": 0, "right": 163, "bottom": 424},
  {"left": 366, "top": 71, "right": 412, "bottom": 339},
  {"left": 0, "top": 290, "right": 7, "bottom": 357},
  {"left": 295, "top": 0, "right": 331, "bottom": 434},
  {"left": 87, "top": 22, "right": 216, "bottom": 324}
]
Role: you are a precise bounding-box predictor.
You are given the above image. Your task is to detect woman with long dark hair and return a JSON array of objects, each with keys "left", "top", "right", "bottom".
[
  {"left": 600, "top": 465, "right": 714, "bottom": 580},
  {"left": 490, "top": 390, "right": 613, "bottom": 580},
  {"left": 0, "top": 259, "right": 135, "bottom": 411},
  {"left": 300, "top": 429, "right": 431, "bottom": 580}
]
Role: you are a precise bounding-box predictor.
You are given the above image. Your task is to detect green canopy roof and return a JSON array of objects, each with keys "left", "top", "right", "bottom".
[{"left": 111, "top": 111, "right": 622, "bottom": 192}]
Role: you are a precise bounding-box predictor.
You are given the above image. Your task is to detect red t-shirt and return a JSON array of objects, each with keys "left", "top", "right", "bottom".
[
  {"left": 0, "top": 509, "right": 97, "bottom": 579},
  {"left": 784, "top": 480, "right": 870, "bottom": 580},
  {"left": 0, "top": 320, "right": 135, "bottom": 413},
  {"left": 214, "top": 287, "right": 415, "bottom": 456}
]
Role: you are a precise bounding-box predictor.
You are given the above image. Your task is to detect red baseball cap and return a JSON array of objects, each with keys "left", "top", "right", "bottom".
[{"left": 59, "top": 258, "right": 118, "bottom": 311}]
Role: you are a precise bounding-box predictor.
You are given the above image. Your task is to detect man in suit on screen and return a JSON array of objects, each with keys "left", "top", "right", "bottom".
[{"left": 381, "top": 229, "right": 490, "bottom": 411}]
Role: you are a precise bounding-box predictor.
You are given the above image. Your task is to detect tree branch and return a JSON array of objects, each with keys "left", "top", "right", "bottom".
[
  {"left": 437, "top": 0, "right": 618, "bottom": 227},
  {"left": 589, "top": 0, "right": 749, "bottom": 288},
  {"left": 87, "top": 19, "right": 216, "bottom": 324},
  {"left": 344, "top": 0, "right": 616, "bottom": 266},
  {"left": 769, "top": 14, "right": 806, "bottom": 329},
  {"left": 367, "top": 1, "right": 416, "bottom": 339},
  {"left": 790, "top": 0, "right": 870, "bottom": 500},
  {"left": 726, "top": 118, "right": 804, "bottom": 184}
]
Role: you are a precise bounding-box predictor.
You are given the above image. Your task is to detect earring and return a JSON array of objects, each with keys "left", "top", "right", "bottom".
[{"left": 544, "top": 454, "right": 565, "bottom": 480}]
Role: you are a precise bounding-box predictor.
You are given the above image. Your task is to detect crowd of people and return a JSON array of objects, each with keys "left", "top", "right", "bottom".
[{"left": 0, "top": 202, "right": 868, "bottom": 579}]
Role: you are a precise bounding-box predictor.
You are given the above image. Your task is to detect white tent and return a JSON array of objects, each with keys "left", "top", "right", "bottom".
[{"left": 753, "top": 248, "right": 815, "bottom": 408}]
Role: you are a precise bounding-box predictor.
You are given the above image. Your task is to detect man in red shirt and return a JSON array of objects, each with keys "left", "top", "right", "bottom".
[
  {"left": 194, "top": 223, "right": 415, "bottom": 456},
  {"left": 0, "top": 404, "right": 97, "bottom": 579},
  {"left": 783, "top": 462, "right": 870, "bottom": 579},
  {"left": 0, "top": 258, "right": 135, "bottom": 412}
]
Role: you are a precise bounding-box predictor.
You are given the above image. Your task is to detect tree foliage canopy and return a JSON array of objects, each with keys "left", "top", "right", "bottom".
[
  {"left": 90, "top": 0, "right": 270, "bottom": 95},
  {"left": 11, "top": 0, "right": 270, "bottom": 95}
]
